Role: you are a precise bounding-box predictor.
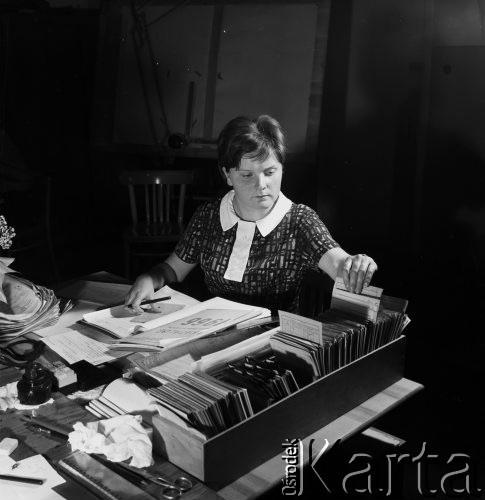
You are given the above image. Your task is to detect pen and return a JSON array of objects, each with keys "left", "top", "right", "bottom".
[
  {"left": 21, "top": 415, "right": 70, "bottom": 438},
  {"left": 0, "top": 473, "right": 45, "bottom": 485},
  {"left": 28, "top": 424, "right": 68, "bottom": 440}
]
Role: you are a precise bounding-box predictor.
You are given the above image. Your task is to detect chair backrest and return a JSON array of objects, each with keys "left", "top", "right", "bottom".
[{"left": 119, "top": 170, "right": 195, "bottom": 226}]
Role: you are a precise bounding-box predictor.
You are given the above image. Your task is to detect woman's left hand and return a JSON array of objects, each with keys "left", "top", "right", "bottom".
[{"left": 341, "top": 254, "right": 378, "bottom": 294}]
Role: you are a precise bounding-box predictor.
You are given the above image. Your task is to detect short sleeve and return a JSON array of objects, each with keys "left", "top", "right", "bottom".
[
  {"left": 296, "top": 205, "right": 340, "bottom": 268},
  {"left": 174, "top": 204, "right": 208, "bottom": 264}
]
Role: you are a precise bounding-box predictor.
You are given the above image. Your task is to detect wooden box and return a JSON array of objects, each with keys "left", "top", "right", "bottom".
[{"left": 152, "top": 335, "right": 406, "bottom": 487}]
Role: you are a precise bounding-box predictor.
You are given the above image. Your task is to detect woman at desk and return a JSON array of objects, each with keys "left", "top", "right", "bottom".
[{"left": 125, "top": 115, "right": 377, "bottom": 314}]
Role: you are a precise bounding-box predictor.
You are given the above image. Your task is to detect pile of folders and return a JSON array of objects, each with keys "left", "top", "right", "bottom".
[
  {"left": 148, "top": 372, "right": 252, "bottom": 437},
  {"left": 270, "top": 297, "right": 409, "bottom": 387},
  {"left": 148, "top": 357, "right": 299, "bottom": 437}
]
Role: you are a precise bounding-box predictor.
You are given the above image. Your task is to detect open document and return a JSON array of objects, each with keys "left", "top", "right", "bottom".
[
  {"left": 37, "top": 285, "right": 199, "bottom": 365},
  {"left": 81, "top": 285, "right": 200, "bottom": 338},
  {"left": 108, "top": 296, "right": 271, "bottom": 350}
]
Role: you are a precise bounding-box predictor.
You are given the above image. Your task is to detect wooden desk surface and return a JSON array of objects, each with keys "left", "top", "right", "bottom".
[
  {"left": 218, "top": 377, "right": 423, "bottom": 499},
  {"left": 0, "top": 378, "right": 422, "bottom": 499},
  {"left": 1, "top": 275, "right": 423, "bottom": 499},
  {"left": 0, "top": 392, "right": 222, "bottom": 500}
]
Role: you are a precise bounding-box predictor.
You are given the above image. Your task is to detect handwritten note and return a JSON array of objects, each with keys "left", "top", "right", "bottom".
[{"left": 41, "top": 330, "right": 124, "bottom": 365}]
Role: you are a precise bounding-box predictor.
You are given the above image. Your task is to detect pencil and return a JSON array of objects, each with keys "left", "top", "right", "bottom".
[
  {"left": 127, "top": 296, "right": 172, "bottom": 309},
  {"left": 109, "top": 296, "right": 172, "bottom": 308},
  {"left": 0, "top": 473, "right": 45, "bottom": 485},
  {"left": 137, "top": 296, "right": 171, "bottom": 306}
]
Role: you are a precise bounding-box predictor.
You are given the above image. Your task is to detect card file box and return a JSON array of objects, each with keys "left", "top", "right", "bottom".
[{"left": 152, "top": 334, "right": 406, "bottom": 487}]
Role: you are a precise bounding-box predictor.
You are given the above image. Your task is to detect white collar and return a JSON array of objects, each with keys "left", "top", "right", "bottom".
[{"left": 219, "top": 190, "right": 292, "bottom": 237}]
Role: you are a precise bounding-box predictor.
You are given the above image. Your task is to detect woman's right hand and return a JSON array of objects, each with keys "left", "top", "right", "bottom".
[{"left": 124, "top": 274, "right": 158, "bottom": 313}]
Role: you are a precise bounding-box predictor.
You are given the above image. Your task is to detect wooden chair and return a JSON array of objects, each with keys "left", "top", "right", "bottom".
[{"left": 120, "top": 169, "right": 195, "bottom": 279}]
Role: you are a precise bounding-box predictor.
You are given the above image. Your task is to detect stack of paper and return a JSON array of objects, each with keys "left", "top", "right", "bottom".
[
  {"left": 0, "top": 273, "right": 65, "bottom": 344},
  {"left": 269, "top": 288, "right": 410, "bottom": 387},
  {"left": 210, "top": 353, "right": 299, "bottom": 413},
  {"left": 37, "top": 286, "right": 202, "bottom": 368},
  {"left": 330, "top": 277, "right": 383, "bottom": 322},
  {"left": 85, "top": 378, "right": 157, "bottom": 423},
  {"left": 147, "top": 371, "right": 253, "bottom": 437}
]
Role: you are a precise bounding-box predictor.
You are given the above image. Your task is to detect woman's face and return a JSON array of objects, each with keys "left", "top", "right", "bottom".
[{"left": 223, "top": 152, "right": 283, "bottom": 220}]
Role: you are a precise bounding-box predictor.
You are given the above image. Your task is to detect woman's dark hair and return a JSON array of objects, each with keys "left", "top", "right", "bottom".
[{"left": 217, "top": 115, "right": 286, "bottom": 171}]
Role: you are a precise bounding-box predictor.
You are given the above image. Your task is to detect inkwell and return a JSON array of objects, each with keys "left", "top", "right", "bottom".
[
  {"left": 17, "top": 362, "right": 52, "bottom": 405},
  {"left": 0, "top": 338, "right": 52, "bottom": 405}
]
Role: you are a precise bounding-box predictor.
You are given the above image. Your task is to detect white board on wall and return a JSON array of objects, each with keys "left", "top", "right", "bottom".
[
  {"left": 213, "top": 4, "right": 317, "bottom": 153},
  {"left": 113, "top": 3, "right": 318, "bottom": 155},
  {"left": 114, "top": 5, "right": 214, "bottom": 144}
]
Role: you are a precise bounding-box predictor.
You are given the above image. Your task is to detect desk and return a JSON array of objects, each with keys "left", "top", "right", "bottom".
[
  {"left": 219, "top": 377, "right": 422, "bottom": 499},
  {"left": 0, "top": 391, "right": 223, "bottom": 500},
  {"left": 1, "top": 274, "right": 423, "bottom": 499}
]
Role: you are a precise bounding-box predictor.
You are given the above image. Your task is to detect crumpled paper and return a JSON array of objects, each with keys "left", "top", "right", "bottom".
[
  {"left": 0, "top": 381, "right": 54, "bottom": 411},
  {"left": 68, "top": 414, "right": 153, "bottom": 468},
  {"left": 67, "top": 386, "right": 104, "bottom": 402}
]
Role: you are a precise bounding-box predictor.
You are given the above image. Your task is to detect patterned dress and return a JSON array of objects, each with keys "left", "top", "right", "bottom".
[{"left": 175, "top": 191, "right": 339, "bottom": 313}]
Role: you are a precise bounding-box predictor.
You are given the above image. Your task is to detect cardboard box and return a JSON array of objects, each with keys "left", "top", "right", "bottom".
[{"left": 152, "top": 335, "right": 406, "bottom": 487}]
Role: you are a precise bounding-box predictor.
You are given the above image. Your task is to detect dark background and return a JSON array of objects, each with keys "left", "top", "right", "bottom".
[{"left": 1, "top": 1, "right": 484, "bottom": 498}]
